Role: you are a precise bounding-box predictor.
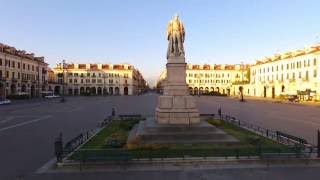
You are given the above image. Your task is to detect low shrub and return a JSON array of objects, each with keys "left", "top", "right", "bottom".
[{"left": 207, "top": 118, "right": 223, "bottom": 127}]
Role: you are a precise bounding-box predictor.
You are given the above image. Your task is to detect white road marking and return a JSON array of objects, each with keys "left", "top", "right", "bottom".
[
  {"left": 0, "top": 115, "right": 52, "bottom": 133},
  {"left": 35, "top": 157, "right": 56, "bottom": 174},
  {"left": 0, "top": 116, "right": 15, "bottom": 123}
]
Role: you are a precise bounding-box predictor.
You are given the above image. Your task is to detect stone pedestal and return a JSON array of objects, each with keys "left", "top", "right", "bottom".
[
  {"left": 127, "top": 117, "right": 238, "bottom": 145},
  {"left": 156, "top": 55, "right": 200, "bottom": 124}
]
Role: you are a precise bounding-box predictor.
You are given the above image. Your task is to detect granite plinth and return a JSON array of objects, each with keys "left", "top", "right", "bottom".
[
  {"left": 156, "top": 95, "right": 200, "bottom": 124},
  {"left": 127, "top": 117, "right": 238, "bottom": 145}
]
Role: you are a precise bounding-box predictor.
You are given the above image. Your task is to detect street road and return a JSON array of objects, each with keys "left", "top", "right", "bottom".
[{"left": 1, "top": 93, "right": 320, "bottom": 179}]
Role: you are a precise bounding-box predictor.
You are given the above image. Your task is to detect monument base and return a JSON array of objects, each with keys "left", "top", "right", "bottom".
[
  {"left": 156, "top": 95, "right": 200, "bottom": 124},
  {"left": 127, "top": 117, "right": 238, "bottom": 145}
]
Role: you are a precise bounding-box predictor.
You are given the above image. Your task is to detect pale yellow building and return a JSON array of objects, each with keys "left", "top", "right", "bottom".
[
  {"left": 247, "top": 44, "right": 320, "bottom": 100},
  {"left": 50, "top": 63, "right": 146, "bottom": 95},
  {"left": 0, "top": 43, "right": 49, "bottom": 98}
]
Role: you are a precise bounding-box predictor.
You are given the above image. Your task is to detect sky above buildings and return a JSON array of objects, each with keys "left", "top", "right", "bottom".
[{"left": 1, "top": 0, "right": 320, "bottom": 86}]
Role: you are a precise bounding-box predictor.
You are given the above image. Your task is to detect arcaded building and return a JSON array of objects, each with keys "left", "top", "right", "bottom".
[
  {"left": 0, "top": 43, "right": 49, "bottom": 98},
  {"left": 157, "top": 64, "right": 249, "bottom": 96},
  {"left": 50, "top": 63, "right": 146, "bottom": 95},
  {"left": 247, "top": 44, "right": 320, "bottom": 100}
]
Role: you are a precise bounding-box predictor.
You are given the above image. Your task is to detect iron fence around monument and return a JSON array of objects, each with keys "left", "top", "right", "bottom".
[
  {"left": 202, "top": 113, "right": 313, "bottom": 147},
  {"left": 74, "top": 145, "right": 313, "bottom": 165},
  {"left": 57, "top": 113, "right": 319, "bottom": 165}
]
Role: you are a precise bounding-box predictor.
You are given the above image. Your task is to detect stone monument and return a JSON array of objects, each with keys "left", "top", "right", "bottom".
[
  {"left": 127, "top": 14, "right": 237, "bottom": 145},
  {"left": 156, "top": 14, "right": 200, "bottom": 124}
]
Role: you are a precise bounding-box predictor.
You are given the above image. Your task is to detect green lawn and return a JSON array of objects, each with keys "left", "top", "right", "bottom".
[{"left": 81, "top": 119, "right": 140, "bottom": 149}]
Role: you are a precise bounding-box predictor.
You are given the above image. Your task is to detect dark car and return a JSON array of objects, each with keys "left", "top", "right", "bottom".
[{"left": 287, "top": 95, "right": 299, "bottom": 102}]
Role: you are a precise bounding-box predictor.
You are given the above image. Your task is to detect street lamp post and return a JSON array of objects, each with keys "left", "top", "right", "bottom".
[
  {"left": 240, "top": 61, "right": 245, "bottom": 102},
  {"left": 60, "top": 59, "right": 66, "bottom": 102}
]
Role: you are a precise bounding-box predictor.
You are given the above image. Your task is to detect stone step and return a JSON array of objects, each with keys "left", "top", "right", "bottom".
[
  {"left": 145, "top": 126, "right": 218, "bottom": 133},
  {"left": 140, "top": 133, "right": 230, "bottom": 141},
  {"left": 141, "top": 139, "right": 238, "bottom": 144}
]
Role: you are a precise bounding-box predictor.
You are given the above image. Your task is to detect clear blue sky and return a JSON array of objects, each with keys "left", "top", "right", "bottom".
[{"left": 1, "top": 0, "right": 320, "bottom": 86}]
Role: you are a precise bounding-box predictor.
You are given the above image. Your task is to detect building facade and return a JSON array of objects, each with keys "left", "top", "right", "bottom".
[
  {"left": 246, "top": 44, "right": 320, "bottom": 100},
  {"left": 0, "top": 43, "right": 49, "bottom": 98},
  {"left": 50, "top": 63, "right": 146, "bottom": 96},
  {"left": 157, "top": 64, "right": 249, "bottom": 96},
  {"left": 157, "top": 44, "right": 320, "bottom": 101}
]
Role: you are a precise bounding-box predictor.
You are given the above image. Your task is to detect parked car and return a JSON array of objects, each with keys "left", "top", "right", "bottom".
[
  {"left": 0, "top": 98, "right": 11, "bottom": 105},
  {"left": 287, "top": 95, "right": 299, "bottom": 102},
  {"left": 44, "top": 94, "right": 60, "bottom": 99}
]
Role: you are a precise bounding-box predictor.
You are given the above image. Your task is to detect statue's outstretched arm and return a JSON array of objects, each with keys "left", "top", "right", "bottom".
[
  {"left": 167, "top": 23, "right": 172, "bottom": 40},
  {"left": 181, "top": 23, "right": 185, "bottom": 42}
]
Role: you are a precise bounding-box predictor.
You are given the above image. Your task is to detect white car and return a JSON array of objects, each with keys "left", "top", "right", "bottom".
[
  {"left": 44, "top": 95, "right": 61, "bottom": 99},
  {"left": 0, "top": 99, "right": 11, "bottom": 105}
]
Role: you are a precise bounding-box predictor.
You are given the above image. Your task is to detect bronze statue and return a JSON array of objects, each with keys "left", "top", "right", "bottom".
[{"left": 167, "top": 14, "right": 185, "bottom": 58}]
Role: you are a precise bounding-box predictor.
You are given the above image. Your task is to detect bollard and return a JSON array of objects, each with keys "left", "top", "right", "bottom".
[
  {"left": 317, "top": 130, "right": 320, "bottom": 158},
  {"left": 112, "top": 107, "right": 116, "bottom": 117},
  {"left": 54, "top": 133, "right": 63, "bottom": 163},
  {"left": 218, "top": 107, "right": 221, "bottom": 119}
]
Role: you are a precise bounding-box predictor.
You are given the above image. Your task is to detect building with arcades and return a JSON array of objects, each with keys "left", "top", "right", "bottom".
[{"left": 50, "top": 63, "right": 146, "bottom": 96}]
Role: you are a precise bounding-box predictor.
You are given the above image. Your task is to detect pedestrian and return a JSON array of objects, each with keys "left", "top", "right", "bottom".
[{"left": 218, "top": 107, "right": 222, "bottom": 119}]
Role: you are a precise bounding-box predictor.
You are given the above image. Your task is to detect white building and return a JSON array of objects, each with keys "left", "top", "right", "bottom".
[
  {"left": 50, "top": 63, "right": 146, "bottom": 96},
  {"left": 157, "top": 64, "right": 249, "bottom": 96}
]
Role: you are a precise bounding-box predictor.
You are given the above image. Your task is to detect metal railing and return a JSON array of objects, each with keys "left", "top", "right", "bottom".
[
  {"left": 74, "top": 145, "right": 312, "bottom": 164},
  {"left": 201, "top": 113, "right": 313, "bottom": 147}
]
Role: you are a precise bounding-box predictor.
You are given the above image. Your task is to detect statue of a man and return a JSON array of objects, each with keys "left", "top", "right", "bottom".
[{"left": 167, "top": 14, "right": 185, "bottom": 58}]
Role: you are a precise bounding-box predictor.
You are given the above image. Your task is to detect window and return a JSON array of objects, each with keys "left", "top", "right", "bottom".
[
  {"left": 306, "top": 71, "right": 309, "bottom": 80},
  {"left": 0, "top": 58, "right": 2, "bottom": 66},
  {"left": 74, "top": 79, "right": 78, "bottom": 83},
  {"left": 299, "top": 72, "right": 301, "bottom": 78},
  {"left": 189, "top": 80, "right": 192, "bottom": 83},
  {"left": 314, "top": 70, "right": 317, "bottom": 78},
  {"left": 314, "top": 58, "right": 317, "bottom": 66},
  {"left": 18, "top": 72, "right": 20, "bottom": 79},
  {"left": 6, "top": 71, "right": 9, "bottom": 78},
  {"left": 292, "top": 73, "right": 295, "bottom": 79},
  {"left": 23, "top": 63, "right": 25, "bottom": 69},
  {"left": 12, "top": 72, "right": 15, "bottom": 78},
  {"left": 12, "top": 61, "right": 15, "bottom": 68},
  {"left": 28, "top": 64, "right": 30, "bottom": 70},
  {"left": 308, "top": 59, "right": 310, "bottom": 67},
  {"left": 18, "top": 62, "right": 20, "bottom": 69},
  {"left": 69, "top": 79, "right": 72, "bottom": 83}
]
